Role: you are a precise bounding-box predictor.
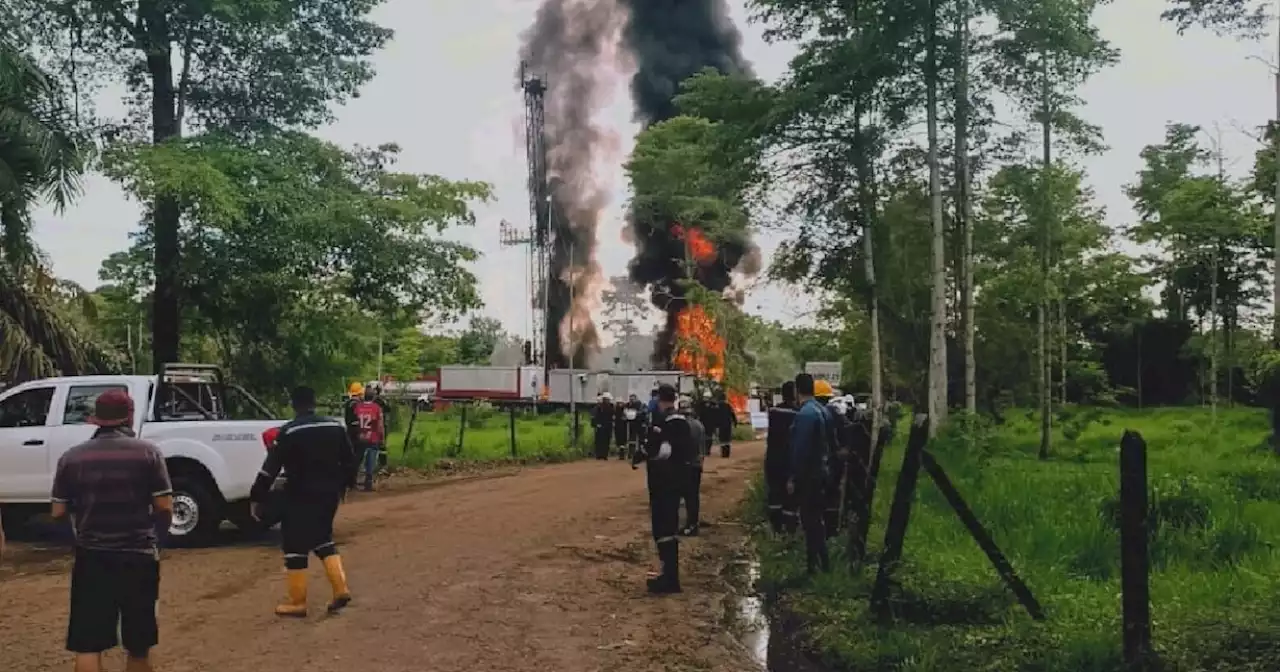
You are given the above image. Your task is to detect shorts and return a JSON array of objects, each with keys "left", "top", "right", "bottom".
[{"left": 67, "top": 548, "right": 160, "bottom": 655}]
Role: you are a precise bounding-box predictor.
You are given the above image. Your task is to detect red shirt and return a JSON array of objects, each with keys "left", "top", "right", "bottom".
[{"left": 353, "top": 401, "right": 385, "bottom": 444}]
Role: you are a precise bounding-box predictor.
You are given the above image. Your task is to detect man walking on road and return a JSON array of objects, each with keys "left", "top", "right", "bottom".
[
  {"left": 251, "top": 386, "right": 356, "bottom": 617},
  {"left": 789, "top": 374, "right": 831, "bottom": 574},
  {"left": 765, "top": 381, "right": 798, "bottom": 534},
  {"left": 49, "top": 389, "right": 172, "bottom": 672},
  {"left": 352, "top": 388, "right": 386, "bottom": 491},
  {"left": 678, "top": 396, "right": 705, "bottom": 536},
  {"left": 632, "top": 383, "right": 694, "bottom": 593},
  {"left": 591, "top": 393, "right": 615, "bottom": 460}
]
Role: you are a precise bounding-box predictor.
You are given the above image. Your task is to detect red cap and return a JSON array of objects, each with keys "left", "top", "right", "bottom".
[{"left": 88, "top": 389, "right": 134, "bottom": 427}]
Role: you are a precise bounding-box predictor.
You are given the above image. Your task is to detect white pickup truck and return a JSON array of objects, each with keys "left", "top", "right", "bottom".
[{"left": 0, "top": 364, "right": 284, "bottom": 545}]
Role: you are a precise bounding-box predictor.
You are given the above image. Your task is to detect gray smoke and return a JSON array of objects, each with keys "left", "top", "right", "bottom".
[{"left": 519, "top": 0, "right": 625, "bottom": 367}]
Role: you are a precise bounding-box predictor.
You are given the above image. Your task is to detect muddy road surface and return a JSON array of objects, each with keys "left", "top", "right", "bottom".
[{"left": 1, "top": 443, "right": 764, "bottom": 671}]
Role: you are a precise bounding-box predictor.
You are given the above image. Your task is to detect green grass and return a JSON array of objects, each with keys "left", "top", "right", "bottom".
[
  {"left": 750, "top": 406, "right": 1280, "bottom": 671},
  {"left": 377, "top": 404, "right": 592, "bottom": 469}
]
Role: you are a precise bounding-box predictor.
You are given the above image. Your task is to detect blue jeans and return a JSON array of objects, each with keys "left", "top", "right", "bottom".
[{"left": 362, "top": 444, "right": 381, "bottom": 488}]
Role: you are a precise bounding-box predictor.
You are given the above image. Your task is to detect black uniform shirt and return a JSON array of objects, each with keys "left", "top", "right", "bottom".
[
  {"left": 765, "top": 405, "right": 797, "bottom": 474},
  {"left": 251, "top": 412, "right": 355, "bottom": 500},
  {"left": 635, "top": 408, "right": 693, "bottom": 473}
]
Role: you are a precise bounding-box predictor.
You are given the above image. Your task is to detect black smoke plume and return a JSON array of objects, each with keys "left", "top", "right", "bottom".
[
  {"left": 520, "top": 0, "right": 623, "bottom": 367},
  {"left": 619, "top": 0, "right": 753, "bottom": 368}
]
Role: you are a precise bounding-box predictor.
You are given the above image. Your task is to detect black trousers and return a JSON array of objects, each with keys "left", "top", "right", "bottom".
[
  {"left": 798, "top": 486, "right": 829, "bottom": 572},
  {"left": 281, "top": 491, "right": 341, "bottom": 570},
  {"left": 681, "top": 465, "right": 703, "bottom": 528},
  {"left": 67, "top": 548, "right": 160, "bottom": 656},
  {"left": 647, "top": 467, "right": 681, "bottom": 572},
  {"left": 593, "top": 427, "right": 611, "bottom": 459},
  {"left": 765, "top": 469, "right": 797, "bottom": 533}
]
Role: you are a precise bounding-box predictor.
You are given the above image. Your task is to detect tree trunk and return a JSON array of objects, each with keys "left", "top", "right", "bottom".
[
  {"left": 1059, "top": 298, "right": 1067, "bottom": 404},
  {"left": 1038, "top": 57, "right": 1052, "bottom": 460},
  {"left": 925, "top": 0, "right": 947, "bottom": 433},
  {"left": 141, "top": 2, "right": 181, "bottom": 370},
  {"left": 1272, "top": 32, "right": 1280, "bottom": 348},
  {"left": 853, "top": 116, "right": 882, "bottom": 435},
  {"left": 955, "top": 0, "right": 975, "bottom": 416},
  {"left": 1210, "top": 247, "right": 1218, "bottom": 424}
]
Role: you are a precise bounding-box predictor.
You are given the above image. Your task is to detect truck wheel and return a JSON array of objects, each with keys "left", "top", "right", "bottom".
[{"left": 167, "top": 474, "right": 222, "bottom": 547}]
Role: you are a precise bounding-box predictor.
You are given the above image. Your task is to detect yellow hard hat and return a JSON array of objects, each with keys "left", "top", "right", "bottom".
[
  {"left": 814, "top": 380, "right": 834, "bottom": 397},
  {"left": 349, "top": 381, "right": 365, "bottom": 396}
]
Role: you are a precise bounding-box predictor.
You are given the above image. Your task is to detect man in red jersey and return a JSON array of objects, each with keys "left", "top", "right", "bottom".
[{"left": 352, "top": 388, "right": 386, "bottom": 491}]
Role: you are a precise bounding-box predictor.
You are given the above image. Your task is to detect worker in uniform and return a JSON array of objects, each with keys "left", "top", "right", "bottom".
[
  {"left": 765, "top": 381, "right": 798, "bottom": 534},
  {"left": 251, "top": 386, "right": 356, "bottom": 617},
  {"left": 343, "top": 382, "right": 364, "bottom": 463},
  {"left": 631, "top": 383, "right": 693, "bottom": 593},
  {"left": 352, "top": 388, "right": 386, "bottom": 491},
  {"left": 591, "top": 393, "right": 615, "bottom": 460},
  {"left": 789, "top": 374, "right": 831, "bottom": 574},
  {"left": 678, "top": 396, "right": 706, "bottom": 536},
  {"left": 711, "top": 391, "right": 736, "bottom": 458},
  {"left": 619, "top": 393, "right": 646, "bottom": 460},
  {"left": 822, "top": 395, "right": 854, "bottom": 537}
]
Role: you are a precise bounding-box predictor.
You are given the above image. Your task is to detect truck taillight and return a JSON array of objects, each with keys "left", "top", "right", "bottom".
[{"left": 262, "top": 426, "right": 281, "bottom": 450}]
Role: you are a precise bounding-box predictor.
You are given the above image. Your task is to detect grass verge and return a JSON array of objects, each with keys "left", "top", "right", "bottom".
[
  {"left": 378, "top": 404, "right": 592, "bottom": 469},
  {"left": 750, "top": 406, "right": 1280, "bottom": 671}
]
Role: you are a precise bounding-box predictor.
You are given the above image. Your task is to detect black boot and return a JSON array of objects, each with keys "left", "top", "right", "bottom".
[
  {"left": 720, "top": 444, "right": 730, "bottom": 458},
  {"left": 647, "top": 541, "right": 681, "bottom": 594}
]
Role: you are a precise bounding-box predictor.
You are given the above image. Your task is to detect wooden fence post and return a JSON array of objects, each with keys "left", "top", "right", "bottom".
[
  {"left": 1120, "top": 430, "right": 1152, "bottom": 669},
  {"left": 401, "top": 401, "right": 420, "bottom": 456},
  {"left": 870, "top": 414, "right": 929, "bottom": 619},
  {"left": 455, "top": 405, "right": 467, "bottom": 458},
  {"left": 919, "top": 451, "right": 1044, "bottom": 620},
  {"left": 509, "top": 406, "right": 518, "bottom": 458}
]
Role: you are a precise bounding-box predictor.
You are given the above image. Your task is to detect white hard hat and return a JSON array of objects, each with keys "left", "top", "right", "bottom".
[
  {"left": 702, "top": 390, "right": 712, "bottom": 398},
  {"left": 678, "top": 395, "right": 692, "bottom": 408},
  {"left": 602, "top": 392, "right": 612, "bottom": 400}
]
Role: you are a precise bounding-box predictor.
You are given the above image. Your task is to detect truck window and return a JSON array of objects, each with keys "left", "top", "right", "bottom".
[
  {"left": 0, "top": 387, "right": 55, "bottom": 428},
  {"left": 62, "top": 385, "right": 129, "bottom": 425}
]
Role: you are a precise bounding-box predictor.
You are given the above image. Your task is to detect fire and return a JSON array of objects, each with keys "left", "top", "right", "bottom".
[
  {"left": 674, "top": 303, "right": 749, "bottom": 420},
  {"left": 671, "top": 223, "right": 716, "bottom": 265},
  {"left": 674, "top": 304, "right": 725, "bottom": 379}
]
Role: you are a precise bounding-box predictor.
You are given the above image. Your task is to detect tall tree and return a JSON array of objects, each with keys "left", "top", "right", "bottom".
[
  {"left": 100, "top": 133, "right": 487, "bottom": 391},
  {"left": 15, "top": 0, "right": 392, "bottom": 371},
  {"left": 988, "top": 0, "right": 1115, "bottom": 456}
]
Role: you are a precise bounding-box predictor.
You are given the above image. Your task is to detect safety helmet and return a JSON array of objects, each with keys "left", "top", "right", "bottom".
[
  {"left": 678, "top": 395, "right": 692, "bottom": 410},
  {"left": 702, "top": 389, "right": 712, "bottom": 399},
  {"left": 814, "top": 380, "right": 834, "bottom": 397},
  {"left": 601, "top": 392, "right": 613, "bottom": 401},
  {"left": 349, "top": 382, "right": 364, "bottom": 397},
  {"left": 827, "top": 397, "right": 848, "bottom": 415}
]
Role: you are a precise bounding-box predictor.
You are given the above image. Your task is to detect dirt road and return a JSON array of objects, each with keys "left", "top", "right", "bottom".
[{"left": 0, "top": 443, "right": 764, "bottom": 671}]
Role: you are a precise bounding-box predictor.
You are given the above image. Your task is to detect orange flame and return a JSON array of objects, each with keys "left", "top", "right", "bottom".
[
  {"left": 671, "top": 223, "right": 716, "bottom": 265},
  {"left": 674, "top": 304, "right": 725, "bottom": 380}
]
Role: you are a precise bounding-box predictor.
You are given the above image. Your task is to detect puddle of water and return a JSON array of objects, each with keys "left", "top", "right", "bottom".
[{"left": 738, "top": 559, "right": 770, "bottom": 666}]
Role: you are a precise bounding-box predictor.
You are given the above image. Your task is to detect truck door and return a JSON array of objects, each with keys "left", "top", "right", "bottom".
[
  {"left": 0, "top": 386, "right": 56, "bottom": 500},
  {"left": 44, "top": 383, "right": 132, "bottom": 493}
]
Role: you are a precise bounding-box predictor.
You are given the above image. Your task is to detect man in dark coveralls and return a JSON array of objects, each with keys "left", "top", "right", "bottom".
[
  {"left": 765, "top": 381, "right": 798, "bottom": 534},
  {"left": 251, "top": 386, "right": 356, "bottom": 617},
  {"left": 789, "top": 374, "right": 831, "bottom": 573},
  {"left": 631, "top": 383, "right": 694, "bottom": 593},
  {"left": 591, "top": 393, "right": 615, "bottom": 460}
]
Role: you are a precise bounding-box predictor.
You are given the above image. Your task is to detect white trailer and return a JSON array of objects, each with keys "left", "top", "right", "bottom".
[{"left": 436, "top": 365, "right": 541, "bottom": 401}]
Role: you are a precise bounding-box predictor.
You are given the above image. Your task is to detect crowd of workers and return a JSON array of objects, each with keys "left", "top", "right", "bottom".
[{"left": 0, "top": 371, "right": 888, "bottom": 667}]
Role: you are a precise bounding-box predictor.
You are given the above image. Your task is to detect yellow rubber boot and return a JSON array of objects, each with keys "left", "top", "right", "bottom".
[
  {"left": 275, "top": 570, "right": 308, "bottom": 617},
  {"left": 322, "top": 555, "right": 352, "bottom": 613}
]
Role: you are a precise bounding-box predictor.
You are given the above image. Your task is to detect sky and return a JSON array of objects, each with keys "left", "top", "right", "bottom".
[{"left": 28, "top": 0, "right": 1280, "bottom": 344}]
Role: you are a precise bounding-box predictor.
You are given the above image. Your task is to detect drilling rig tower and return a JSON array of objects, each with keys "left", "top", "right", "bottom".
[{"left": 501, "top": 61, "right": 555, "bottom": 376}]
